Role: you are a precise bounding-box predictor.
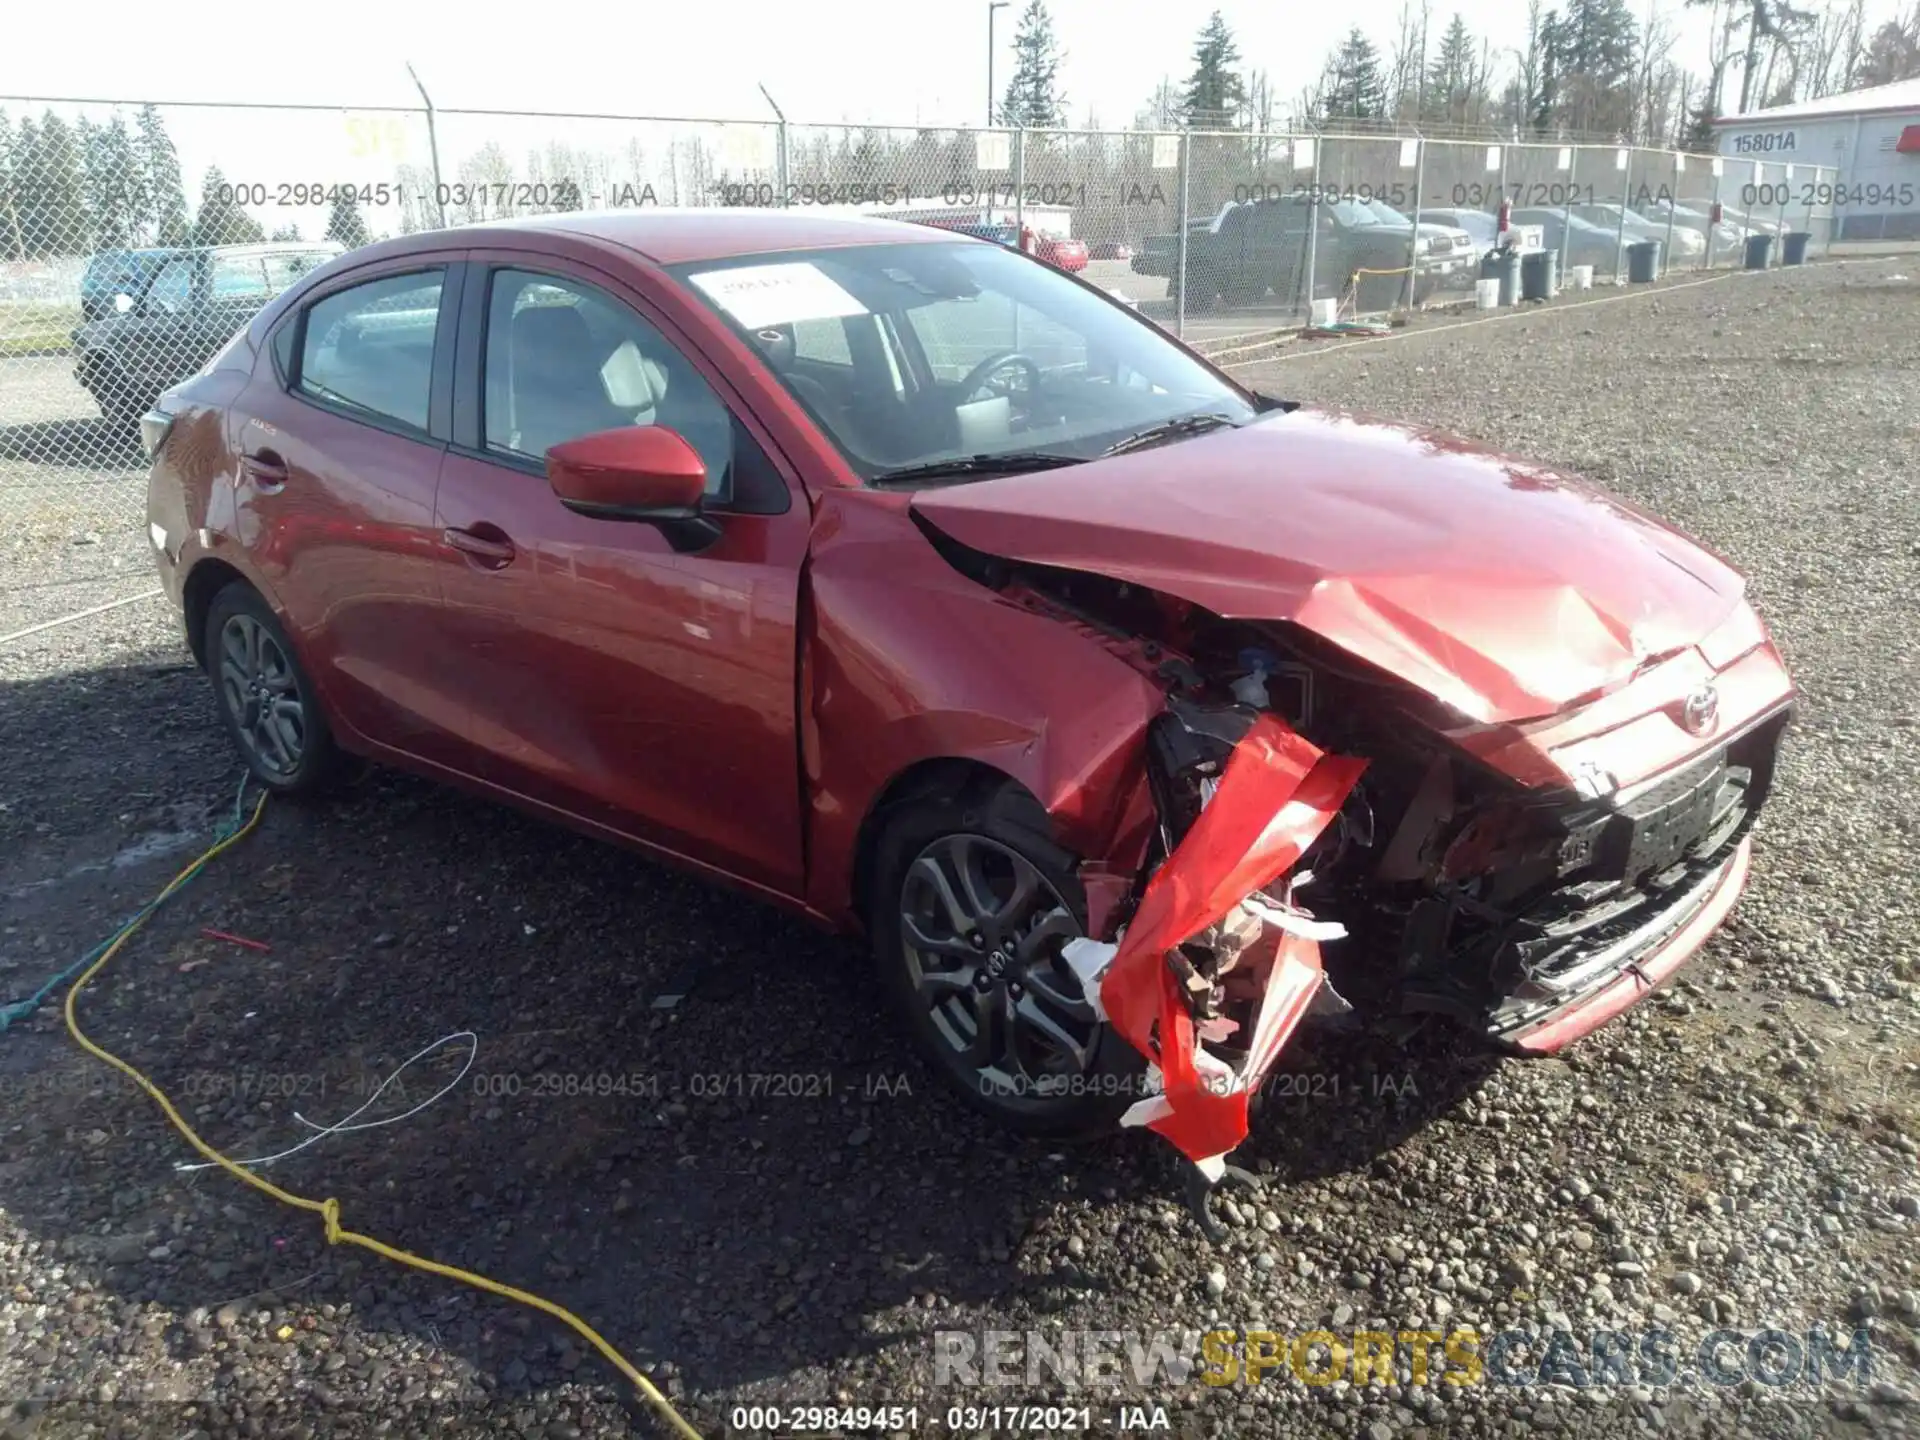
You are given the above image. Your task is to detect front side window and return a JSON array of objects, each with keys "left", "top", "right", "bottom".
[
  {"left": 147, "top": 255, "right": 197, "bottom": 314},
  {"left": 296, "top": 271, "right": 443, "bottom": 432},
  {"left": 482, "top": 269, "right": 734, "bottom": 499},
  {"left": 676, "top": 240, "right": 1256, "bottom": 480}
]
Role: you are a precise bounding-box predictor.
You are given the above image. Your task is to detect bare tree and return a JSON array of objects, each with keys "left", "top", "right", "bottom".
[
  {"left": 1631, "top": 2, "right": 1684, "bottom": 142},
  {"left": 1386, "top": 0, "right": 1434, "bottom": 122},
  {"left": 1132, "top": 78, "right": 1184, "bottom": 130},
  {"left": 1801, "top": 0, "right": 1867, "bottom": 96},
  {"left": 1503, "top": 0, "right": 1555, "bottom": 137}
]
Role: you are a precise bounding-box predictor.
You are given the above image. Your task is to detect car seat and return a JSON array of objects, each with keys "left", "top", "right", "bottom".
[{"left": 505, "top": 304, "right": 645, "bottom": 457}]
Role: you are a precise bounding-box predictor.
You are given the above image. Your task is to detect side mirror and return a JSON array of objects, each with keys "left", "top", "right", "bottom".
[
  {"left": 113, "top": 292, "right": 135, "bottom": 314},
  {"left": 546, "top": 425, "right": 721, "bottom": 552}
]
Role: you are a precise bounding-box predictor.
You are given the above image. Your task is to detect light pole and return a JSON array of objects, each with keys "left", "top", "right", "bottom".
[{"left": 987, "top": 1, "right": 1009, "bottom": 127}]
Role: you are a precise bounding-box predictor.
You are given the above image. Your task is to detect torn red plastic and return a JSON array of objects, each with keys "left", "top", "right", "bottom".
[{"left": 1098, "top": 714, "right": 1367, "bottom": 1167}]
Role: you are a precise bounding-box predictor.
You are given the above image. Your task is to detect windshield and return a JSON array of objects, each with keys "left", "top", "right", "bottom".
[
  {"left": 1328, "top": 199, "right": 1382, "bottom": 227},
  {"left": 1365, "top": 199, "right": 1413, "bottom": 226},
  {"left": 673, "top": 240, "right": 1257, "bottom": 482}
]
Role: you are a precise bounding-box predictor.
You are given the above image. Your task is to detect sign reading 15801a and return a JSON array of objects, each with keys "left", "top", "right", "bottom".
[{"left": 1729, "top": 131, "right": 1799, "bottom": 154}]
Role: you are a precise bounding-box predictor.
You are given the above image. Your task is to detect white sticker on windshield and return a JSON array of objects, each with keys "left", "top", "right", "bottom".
[{"left": 688, "top": 262, "right": 869, "bottom": 330}]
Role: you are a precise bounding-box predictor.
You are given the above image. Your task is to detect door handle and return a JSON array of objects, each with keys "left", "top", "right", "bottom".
[
  {"left": 443, "top": 525, "right": 516, "bottom": 568},
  {"left": 240, "top": 450, "right": 288, "bottom": 488}
]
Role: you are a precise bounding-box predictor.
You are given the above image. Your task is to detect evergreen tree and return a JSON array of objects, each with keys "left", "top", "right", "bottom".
[
  {"left": 1000, "top": 0, "right": 1068, "bottom": 129},
  {"left": 82, "top": 113, "right": 142, "bottom": 250},
  {"left": 137, "top": 104, "right": 189, "bottom": 245},
  {"left": 1424, "top": 15, "right": 1485, "bottom": 126},
  {"left": 1549, "top": 0, "right": 1640, "bottom": 133},
  {"left": 18, "top": 112, "right": 88, "bottom": 258},
  {"left": 1183, "top": 11, "right": 1247, "bottom": 127},
  {"left": 0, "top": 110, "right": 24, "bottom": 261},
  {"left": 268, "top": 223, "right": 303, "bottom": 241},
  {"left": 193, "top": 166, "right": 264, "bottom": 245},
  {"left": 1320, "top": 28, "right": 1390, "bottom": 119},
  {"left": 551, "top": 176, "right": 583, "bottom": 211},
  {"left": 323, "top": 191, "right": 370, "bottom": 249}
]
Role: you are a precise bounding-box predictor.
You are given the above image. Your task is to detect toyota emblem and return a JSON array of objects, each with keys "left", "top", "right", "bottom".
[{"left": 1682, "top": 684, "right": 1720, "bottom": 736}]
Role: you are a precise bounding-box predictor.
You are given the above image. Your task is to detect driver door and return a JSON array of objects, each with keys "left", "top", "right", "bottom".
[{"left": 430, "top": 255, "right": 812, "bottom": 896}]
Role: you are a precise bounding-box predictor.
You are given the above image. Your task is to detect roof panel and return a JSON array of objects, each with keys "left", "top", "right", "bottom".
[
  {"left": 448, "top": 208, "right": 963, "bottom": 263},
  {"left": 1715, "top": 76, "right": 1920, "bottom": 125}
]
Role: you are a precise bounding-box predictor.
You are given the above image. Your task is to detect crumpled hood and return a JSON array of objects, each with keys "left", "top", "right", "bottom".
[{"left": 911, "top": 409, "right": 1747, "bottom": 723}]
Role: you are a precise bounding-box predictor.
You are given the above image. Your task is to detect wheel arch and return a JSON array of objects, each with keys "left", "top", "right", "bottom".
[
  {"left": 849, "top": 757, "right": 1043, "bottom": 937},
  {"left": 182, "top": 557, "right": 252, "bottom": 666}
]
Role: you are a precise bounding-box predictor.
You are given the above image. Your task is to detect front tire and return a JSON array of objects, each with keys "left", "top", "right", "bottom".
[
  {"left": 204, "top": 582, "right": 344, "bottom": 796},
  {"left": 869, "top": 778, "right": 1143, "bottom": 1137}
]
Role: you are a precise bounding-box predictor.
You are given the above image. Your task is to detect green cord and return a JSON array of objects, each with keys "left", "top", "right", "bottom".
[{"left": 0, "top": 775, "right": 253, "bottom": 1034}]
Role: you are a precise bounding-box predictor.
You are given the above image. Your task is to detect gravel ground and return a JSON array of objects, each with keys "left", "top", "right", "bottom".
[{"left": 1, "top": 258, "right": 1916, "bottom": 1439}]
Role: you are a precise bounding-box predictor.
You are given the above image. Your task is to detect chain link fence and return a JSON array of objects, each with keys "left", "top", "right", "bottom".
[{"left": 0, "top": 95, "right": 1839, "bottom": 606}]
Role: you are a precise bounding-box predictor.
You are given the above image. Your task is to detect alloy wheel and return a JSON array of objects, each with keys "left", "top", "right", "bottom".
[
  {"left": 897, "top": 833, "right": 1100, "bottom": 1102},
  {"left": 218, "top": 613, "right": 306, "bottom": 777}
]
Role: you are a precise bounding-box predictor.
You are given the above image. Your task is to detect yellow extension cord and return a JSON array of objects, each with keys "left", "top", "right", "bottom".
[{"left": 61, "top": 789, "right": 704, "bottom": 1440}]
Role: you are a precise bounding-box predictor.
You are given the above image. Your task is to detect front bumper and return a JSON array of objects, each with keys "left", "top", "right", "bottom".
[{"left": 1492, "top": 834, "right": 1751, "bottom": 1052}]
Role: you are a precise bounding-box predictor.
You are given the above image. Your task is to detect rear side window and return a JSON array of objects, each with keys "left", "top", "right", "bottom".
[
  {"left": 297, "top": 271, "right": 443, "bottom": 432},
  {"left": 791, "top": 317, "right": 852, "bottom": 366},
  {"left": 210, "top": 254, "right": 271, "bottom": 299},
  {"left": 264, "top": 251, "right": 330, "bottom": 293}
]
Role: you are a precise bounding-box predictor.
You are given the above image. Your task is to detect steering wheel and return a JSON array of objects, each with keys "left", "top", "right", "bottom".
[{"left": 956, "top": 350, "right": 1042, "bottom": 402}]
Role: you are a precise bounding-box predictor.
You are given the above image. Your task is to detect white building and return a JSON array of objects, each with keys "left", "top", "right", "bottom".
[{"left": 1714, "top": 77, "right": 1920, "bottom": 241}]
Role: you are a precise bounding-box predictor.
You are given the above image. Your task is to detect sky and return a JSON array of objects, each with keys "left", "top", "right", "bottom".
[
  {"left": 0, "top": 0, "right": 1760, "bottom": 130},
  {"left": 0, "top": 0, "right": 1903, "bottom": 243}
]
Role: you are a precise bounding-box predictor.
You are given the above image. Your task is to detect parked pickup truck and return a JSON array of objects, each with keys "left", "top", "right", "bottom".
[
  {"left": 74, "top": 241, "right": 341, "bottom": 426},
  {"left": 1131, "top": 195, "right": 1473, "bottom": 311}
]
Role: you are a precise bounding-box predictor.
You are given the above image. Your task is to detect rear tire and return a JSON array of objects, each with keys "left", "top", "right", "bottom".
[
  {"left": 203, "top": 582, "right": 345, "bottom": 796},
  {"left": 81, "top": 353, "right": 147, "bottom": 429},
  {"left": 869, "top": 777, "right": 1143, "bottom": 1137}
]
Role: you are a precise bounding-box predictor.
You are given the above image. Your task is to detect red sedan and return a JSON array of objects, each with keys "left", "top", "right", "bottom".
[
  {"left": 1029, "top": 232, "right": 1089, "bottom": 272},
  {"left": 145, "top": 211, "right": 1793, "bottom": 1174}
]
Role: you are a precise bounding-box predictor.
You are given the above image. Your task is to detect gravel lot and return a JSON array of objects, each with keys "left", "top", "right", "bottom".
[{"left": 1, "top": 259, "right": 1917, "bottom": 1439}]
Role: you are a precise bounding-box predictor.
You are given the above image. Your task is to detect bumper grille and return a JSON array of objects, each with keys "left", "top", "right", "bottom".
[{"left": 1396, "top": 707, "right": 1790, "bottom": 1029}]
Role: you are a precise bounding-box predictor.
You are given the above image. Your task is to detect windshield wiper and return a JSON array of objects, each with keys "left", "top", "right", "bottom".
[
  {"left": 1101, "top": 411, "right": 1241, "bottom": 457},
  {"left": 869, "top": 451, "right": 1084, "bottom": 485}
]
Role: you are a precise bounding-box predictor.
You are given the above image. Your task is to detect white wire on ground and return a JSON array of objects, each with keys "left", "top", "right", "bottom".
[
  {"left": 0, "top": 587, "right": 163, "bottom": 648},
  {"left": 175, "top": 1030, "right": 479, "bottom": 1173}
]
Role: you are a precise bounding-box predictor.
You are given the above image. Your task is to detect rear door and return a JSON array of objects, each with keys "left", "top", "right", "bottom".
[
  {"left": 430, "top": 253, "right": 811, "bottom": 894},
  {"left": 233, "top": 254, "right": 470, "bottom": 770}
]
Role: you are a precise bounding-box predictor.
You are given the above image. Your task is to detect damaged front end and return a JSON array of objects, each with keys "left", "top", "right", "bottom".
[{"left": 917, "top": 521, "right": 1791, "bottom": 1192}]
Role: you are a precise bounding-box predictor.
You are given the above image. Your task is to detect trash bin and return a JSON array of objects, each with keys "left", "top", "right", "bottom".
[
  {"left": 1481, "top": 248, "right": 1521, "bottom": 306},
  {"left": 1744, "top": 233, "right": 1773, "bottom": 269},
  {"left": 1781, "top": 231, "right": 1812, "bottom": 266},
  {"left": 1626, "top": 240, "right": 1661, "bottom": 284},
  {"left": 1521, "top": 248, "right": 1558, "bottom": 301}
]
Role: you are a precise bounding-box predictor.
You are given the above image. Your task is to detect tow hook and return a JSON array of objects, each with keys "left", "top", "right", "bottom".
[{"left": 1184, "top": 1162, "right": 1262, "bottom": 1244}]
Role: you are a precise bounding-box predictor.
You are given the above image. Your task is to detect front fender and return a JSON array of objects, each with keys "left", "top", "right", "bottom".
[{"left": 801, "top": 490, "right": 1164, "bottom": 929}]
